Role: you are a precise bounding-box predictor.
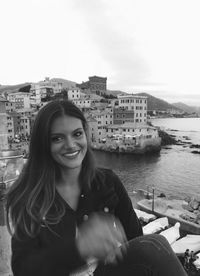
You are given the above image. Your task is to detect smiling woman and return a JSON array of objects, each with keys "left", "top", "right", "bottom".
[
  {"left": 50, "top": 115, "right": 88, "bottom": 172},
  {"left": 5, "top": 100, "right": 187, "bottom": 276}
]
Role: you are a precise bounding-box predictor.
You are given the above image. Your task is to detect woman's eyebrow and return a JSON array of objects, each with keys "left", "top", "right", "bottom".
[
  {"left": 73, "top": 127, "right": 83, "bottom": 132},
  {"left": 51, "top": 127, "right": 83, "bottom": 135},
  {"left": 50, "top": 133, "right": 63, "bottom": 136}
]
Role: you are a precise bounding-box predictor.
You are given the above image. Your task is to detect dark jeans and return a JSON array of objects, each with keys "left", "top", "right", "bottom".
[{"left": 95, "top": 234, "right": 187, "bottom": 276}]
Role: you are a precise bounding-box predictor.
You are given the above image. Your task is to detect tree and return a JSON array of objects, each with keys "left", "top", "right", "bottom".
[{"left": 19, "top": 85, "right": 31, "bottom": 92}]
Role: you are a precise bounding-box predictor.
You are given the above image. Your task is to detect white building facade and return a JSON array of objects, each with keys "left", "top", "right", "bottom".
[
  {"left": 7, "top": 92, "right": 31, "bottom": 109},
  {"left": 117, "top": 95, "right": 147, "bottom": 124}
]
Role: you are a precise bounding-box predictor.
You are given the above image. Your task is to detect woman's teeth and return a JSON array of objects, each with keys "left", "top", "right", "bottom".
[{"left": 64, "top": 151, "right": 79, "bottom": 157}]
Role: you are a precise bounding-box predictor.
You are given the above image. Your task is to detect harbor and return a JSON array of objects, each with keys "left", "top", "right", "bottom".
[{"left": 129, "top": 189, "right": 200, "bottom": 274}]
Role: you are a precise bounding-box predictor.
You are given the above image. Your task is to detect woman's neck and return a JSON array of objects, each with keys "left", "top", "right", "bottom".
[
  {"left": 56, "top": 167, "right": 82, "bottom": 210},
  {"left": 57, "top": 167, "right": 81, "bottom": 188}
]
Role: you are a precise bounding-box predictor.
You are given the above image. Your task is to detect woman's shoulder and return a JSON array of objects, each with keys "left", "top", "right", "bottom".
[
  {"left": 95, "top": 167, "right": 117, "bottom": 178},
  {"left": 93, "top": 167, "right": 122, "bottom": 191},
  {"left": 92, "top": 168, "right": 120, "bottom": 212}
]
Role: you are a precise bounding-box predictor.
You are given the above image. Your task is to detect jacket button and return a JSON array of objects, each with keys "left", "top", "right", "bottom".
[{"left": 83, "top": 214, "right": 88, "bottom": 221}]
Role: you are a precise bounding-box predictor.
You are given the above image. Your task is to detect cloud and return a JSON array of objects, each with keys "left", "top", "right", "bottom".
[{"left": 71, "top": 0, "right": 150, "bottom": 89}]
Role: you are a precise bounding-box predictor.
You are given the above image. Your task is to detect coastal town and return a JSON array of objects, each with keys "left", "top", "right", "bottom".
[
  {"left": 0, "top": 76, "right": 200, "bottom": 276},
  {"left": 1, "top": 75, "right": 199, "bottom": 156}
]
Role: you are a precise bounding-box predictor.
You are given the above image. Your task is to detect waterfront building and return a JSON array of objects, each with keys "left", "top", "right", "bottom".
[
  {"left": 89, "top": 109, "right": 113, "bottom": 141},
  {"left": 106, "top": 122, "right": 159, "bottom": 139},
  {"left": 113, "top": 107, "right": 135, "bottom": 124},
  {"left": 99, "top": 122, "right": 161, "bottom": 153},
  {"left": 117, "top": 94, "right": 147, "bottom": 124}
]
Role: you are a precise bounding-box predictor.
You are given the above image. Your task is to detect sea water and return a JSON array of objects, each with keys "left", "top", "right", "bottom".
[{"left": 93, "top": 118, "right": 200, "bottom": 199}]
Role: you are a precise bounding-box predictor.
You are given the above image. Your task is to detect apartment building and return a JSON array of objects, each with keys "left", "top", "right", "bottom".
[
  {"left": 90, "top": 110, "right": 113, "bottom": 140},
  {"left": 6, "top": 114, "right": 14, "bottom": 138},
  {"left": 117, "top": 94, "right": 147, "bottom": 124},
  {"left": 0, "top": 97, "right": 10, "bottom": 149},
  {"left": 67, "top": 89, "right": 81, "bottom": 100},
  {"left": 9, "top": 112, "right": 21, "bottom": 136},
  {"left": 5, "top": 101, "right": 15, "bottom": 112},
  {"left": 72, "top": 98, "right": 95, "bottom": 109},
  {"left": 7, "top": 92, "right": 31, "bottom": 109},
  {"left": 30, "top": 83, "right": 53, "bottom": 105},
  {"left": 20, "top": 115, "right": 31, "bottom": 136},
  {"left": 113, "top": 108, "right": 135, "bottom": 124},
  {"left": 91, "top": 110, "right": 113, "bottom": 126}
]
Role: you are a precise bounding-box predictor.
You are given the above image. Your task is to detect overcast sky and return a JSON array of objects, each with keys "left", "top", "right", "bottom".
[{"left": 1, "top": 0, "right": 200, "bottom": 106}]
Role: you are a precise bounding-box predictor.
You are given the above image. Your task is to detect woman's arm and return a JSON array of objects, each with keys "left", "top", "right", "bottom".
[{"left": 111, "top": 171, "right": 143, "bottom": 240}]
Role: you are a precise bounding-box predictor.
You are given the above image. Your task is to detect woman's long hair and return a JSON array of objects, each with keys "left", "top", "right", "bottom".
[{"left": 6, "top": 100, "right": 96, "bottom": 239}]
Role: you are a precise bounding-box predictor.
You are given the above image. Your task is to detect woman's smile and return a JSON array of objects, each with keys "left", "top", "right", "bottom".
[{"left": 63, "top": 150, "right": 79, "bottom": 157}]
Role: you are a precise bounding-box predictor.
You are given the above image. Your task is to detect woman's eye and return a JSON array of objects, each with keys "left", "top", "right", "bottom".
[
  {"left": 51, "top": 136, "right": 63, "bottom": 143},
  {"left": 74, "top": 131, "right": 83, "bottom": 138}
]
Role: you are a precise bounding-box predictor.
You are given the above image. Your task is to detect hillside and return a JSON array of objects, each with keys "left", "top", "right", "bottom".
[
  {"left": 0, "top": 83, "right": 31, "bottom": 95},
  {"left": 106, "top": 90, "right": 182, "bottom": 111},
  {"left": 0, "top": 80, "right": 197, "bottom": 113},
  {"left": 172, "top": 102, "right": 200, "bottom": 114},
  {"left": 131, "top": 92, "right": 181, "bottom": 111},
  {"left": 50, "top": 78, "right": 77, "bottom": 89},
  {"left": 106, "top": 89, "right": 127, "bottom": 96}
]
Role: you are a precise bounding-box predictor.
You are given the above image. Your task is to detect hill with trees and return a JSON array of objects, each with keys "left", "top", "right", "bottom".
[
  {"left": 0, "top": 83, "right": 31, "bottom": 95},
  {"left": 172, "top": 102, "right": 200, "bottom": 115},
  {"left": 107, "top": 90, "right": 182, "bottom": 111},
  {"left": 134, "top": 92, "right": 181, "bottom": 111}
]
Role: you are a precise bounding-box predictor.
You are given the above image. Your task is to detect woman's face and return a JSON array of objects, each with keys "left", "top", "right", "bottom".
[{"left": 50, "top": 115, "right": 88, "bottom": 172}]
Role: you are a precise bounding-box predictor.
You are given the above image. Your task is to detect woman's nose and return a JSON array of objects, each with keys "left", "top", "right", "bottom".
[{"left": 64, "top": 137, "right": 75, "bottom": 148}]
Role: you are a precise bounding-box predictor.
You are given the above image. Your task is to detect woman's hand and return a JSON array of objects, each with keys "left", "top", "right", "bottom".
[{"left": 76, "top": 213, "right": 127, "bottom": 264}]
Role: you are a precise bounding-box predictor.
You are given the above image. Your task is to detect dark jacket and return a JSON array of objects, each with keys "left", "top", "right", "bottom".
[{"left": 11, "top": 168, "right": 143, "bottom": 276}]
